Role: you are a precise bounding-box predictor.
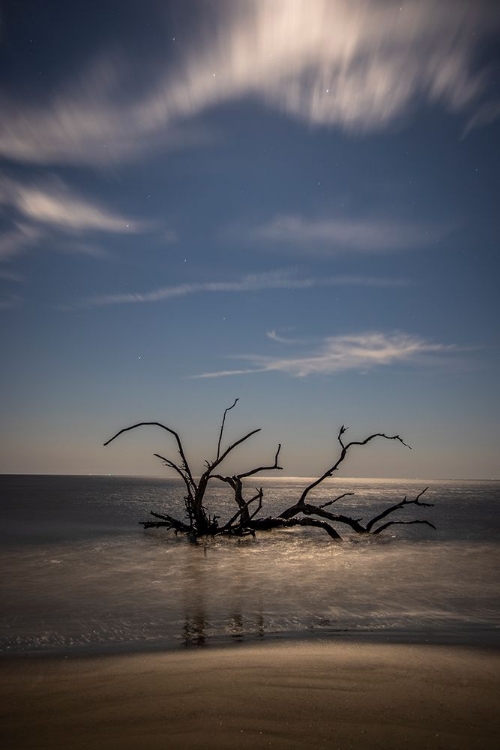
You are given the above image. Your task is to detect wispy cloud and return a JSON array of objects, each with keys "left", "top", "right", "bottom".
[
  {"left": 0, "top": 175, "right": 152, "bottom": 261},
  {"left": 247, "top": 215, "right": 444, "bottom": 253},
  {"left": 0, "top": 1, "right": 498, "bottom": 166},
  {"left": 0, "top": 223, "right": 41, "bottom": 261},
  {"left": 267, "top": 329, "right": 309, "bottom": 345},
  {"left": 193, "top": 332, "right": 458, "bottom": 379},
  {"left": 0, "top": 54, "right": 213, "bottom": 166},
  {"left": 463, "top": 101, "right": 500, "bottom": 137},
  {"left": 77, "top": 270, "right": 408, "bottom": 308},
  {"left": 15, "top": 186, "right": 141, "bottom": 233},
  {"left": 0, "top": 176, "right": 147, "bottom": 234},
  {"left": 168, "top": 0, "right": 498, "bottom": 132}
]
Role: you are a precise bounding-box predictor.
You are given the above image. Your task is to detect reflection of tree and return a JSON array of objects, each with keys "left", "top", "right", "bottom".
[
  {"left": 256, "top": 613, "right": 265, "bottom": 638},
  {"left": 182, "top": 610, "right": 266, "bottom": 646},
  {"left": 180, "top": 546, "right": 209, "bottom": 647},
  {"left": 228, "top": 611, "right": 266, "bottom": 640},
  {"left": 179, "top": 544, "right": 267, "bottom": 646},
  {"left": 105, "top": 401, "right": 435, "bottom": 541},
  {"left": 228, "top": 612, "right": 243, "bottom": 640},
  {"left": 182, "top": 612, "right": 207, "bottom": 646}
]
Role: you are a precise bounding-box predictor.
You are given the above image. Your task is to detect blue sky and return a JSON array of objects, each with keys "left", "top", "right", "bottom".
[{"left": 1, "top": 0, "right": 499, "bottom": 479}]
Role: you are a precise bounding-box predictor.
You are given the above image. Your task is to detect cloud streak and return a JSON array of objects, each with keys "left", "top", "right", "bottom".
[
  {"left": 193, "top": 332, "right": 458, "bottom": 378},
  {"left": 0, "top": 1, "right": 498, "bottom": 166},
  {"left": 0, "top": 176, "right": 146, "bottom": 234},
  {"left": 0, "top": 223, "right": 41, "bottom": 262},
  {"left": 0, "top": 176, "right": 152, "bottom": 261},
  {"left": 78, "top": 270, "right": 408, "bottom": 308},
  {"left": 267, "top": 330, "right": 310, "bottom": 345},
  {"left": 248, "top": 215, "right": 444, "bottom": 253}
]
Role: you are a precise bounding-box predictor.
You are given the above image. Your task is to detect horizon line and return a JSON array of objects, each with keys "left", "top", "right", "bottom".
[{"left": 1, "top": 472, "right": 498, "bottom": 482}]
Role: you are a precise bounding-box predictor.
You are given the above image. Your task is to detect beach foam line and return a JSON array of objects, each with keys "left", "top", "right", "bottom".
[{"left": 1, "top": 642, "right": 499, "bottom": 749}]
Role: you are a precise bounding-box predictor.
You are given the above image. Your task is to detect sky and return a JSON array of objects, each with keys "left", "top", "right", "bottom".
[{"left": 0, "top": 0, "right": 499, "bottom": 480}]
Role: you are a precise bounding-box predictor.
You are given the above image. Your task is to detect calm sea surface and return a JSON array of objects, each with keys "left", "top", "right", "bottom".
[{"left": 0, "top": 475, "right": 499, "bottom": 654}]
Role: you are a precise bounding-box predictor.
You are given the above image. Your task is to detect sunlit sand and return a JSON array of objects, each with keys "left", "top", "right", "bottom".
[{"left": 2, "top": 641, "right": 499, "bottom": 749}]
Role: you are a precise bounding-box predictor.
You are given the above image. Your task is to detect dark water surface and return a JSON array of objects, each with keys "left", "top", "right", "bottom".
[{"left": 1, "top": 475, "right": 499, "bottom": 654}]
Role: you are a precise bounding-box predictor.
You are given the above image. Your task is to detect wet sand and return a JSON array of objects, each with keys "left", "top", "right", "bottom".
[{"left": 1, "top": 642, "right": 499, "bottom": 749}]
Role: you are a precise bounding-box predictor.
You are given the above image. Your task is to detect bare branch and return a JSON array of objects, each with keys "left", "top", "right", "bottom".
[
  {"left": 237, "top": 444, "right": 283, "bottom": 479},
  {"left": 192, "top": 429, "right": 262, "bottom": 531},
  {"left": 278, "top": 499, "right": 366, "bottom": 533},
  {"left": 104, "top": 421, "right": 195, "bottom": 490},
  {"left": 222, "top": 506, "right": 246, "bottom": 531},
  {"left": 105, "top": 410, "right": 434, "bottom": 542},
  {"left": 222, "top": 488, "right": 264, "bottom": 532},
  {"left": 139, "top": 510, "right": 191, "bottom": 533},
  {"left": 413, "top": 487, "right": 431, "bottom": 503},
  {"left": 302, "top": 504, "right": 366, "bottom": 534},
  {"left": 153, "top": 453, "right": 194, "bottom": 500},
  {"left": 345, "top": 432, "right": 411, "bottom": 451},
  {"left": 372, "top": 519, "right": 436, "bottom": 535},
  {"left": 319, "top": 491, "right": 355, "bottom": 509},
  {"left": 298, "top": 430, "right": 411, "bottom": 507},
  {"left": 216, "top": 398, "right": 239, "bottom": 461},
  {"left": 211, "top": 428, "right": 261, "bottom": 470},
  {"left": 365, "top": 487, "right": 432, "bottom": 532},
  {"left": 249, "top": 516, "right": 343, "bottom": 540},
  {"left": 140, "top": 521, "right": 171, "bottom": 529},
  {"left": 211, "top": 473, "right": 237, "bottom": 488},
  {"left": 338, "top": 424, "right": 348, "bottom": 449},
  {"left": 248, "top": 489, "right": 264, "bottom": 522}
]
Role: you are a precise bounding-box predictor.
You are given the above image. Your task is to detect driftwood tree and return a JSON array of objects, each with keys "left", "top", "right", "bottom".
[{"left": 104, "top": 400, "right": 435, "bottom": 541}]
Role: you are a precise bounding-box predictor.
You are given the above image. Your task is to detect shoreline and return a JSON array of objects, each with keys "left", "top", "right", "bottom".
[
  {"left": 2, "top": 623, "right": 500, "bottom": 661},
  {"left": 2, "top": 640, "right": 499, "bottom": 749}
]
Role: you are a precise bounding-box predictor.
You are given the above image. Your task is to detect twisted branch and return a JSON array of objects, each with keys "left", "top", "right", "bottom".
[
  {"left": 237, "top": 444, "right": 283, "bottom": 479},
  {"left": 297, "top": 427, "right": 410, "bottom": 507},
  {"left": 139, "top": 511, "right": 191, "bottom": 533},
  {"left": 217, "top": 398, "right": 239, "bottom": 460},
  {"left": 106, "top": 411, "right": 434, "bottom": 542},
  {"left": 319, "top": 491, "right": 354, "bottom": 509},
  {"left": 153, "top": 453, "right": 194, "bottom": 501},
  {"left": 104, "top": 421, "right": 195, "bottom": 492},
  {"left": 249, "top": 516, "right": 342, "bottom": 540},
  {"left": 366, "top": 488, "right": 432, "bottom": 533},
  {"left": 210, "top": 428, "right": 261, "bottom": 471}
]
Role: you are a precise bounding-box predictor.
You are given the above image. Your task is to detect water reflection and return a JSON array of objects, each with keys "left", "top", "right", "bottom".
[
  {"left": 181, "top": 611, "right": 266, "bottom": 646},
  {"left": 182, "top": 614, "right": 207, "bottom": 646},
  {"left": 1, "top": 477, "right": 499, "bottom": 653},
  {"left": 179, "top": 538, "right": 267, "bottom": 646},
  {"left": 180, "top": 543, "right": 209, "bottom": 646}
]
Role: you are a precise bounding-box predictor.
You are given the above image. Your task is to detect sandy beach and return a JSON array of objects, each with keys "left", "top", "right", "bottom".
[{"left": 1, "top": 641, "right": 499, "bottom": 749}]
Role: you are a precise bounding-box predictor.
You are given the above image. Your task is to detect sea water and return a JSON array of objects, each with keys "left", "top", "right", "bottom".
[{"left": 0, "top": 475, "right": 498, "bottom": 654}]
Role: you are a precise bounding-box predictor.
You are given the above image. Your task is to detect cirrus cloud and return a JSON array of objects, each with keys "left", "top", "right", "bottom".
[
  {"left": 0, "top": 176, "right": 147, "bottom": 234},
  {"left": 193, "top": 331, "right": 459, "bottom": 378},
  {"left": 73, "top": 269, "right": 408, "bottom": 309},
  {"left": 0, "top": 175, "right": 155, "bottom": 262},
  {"left": 0, "top": 1, "right": 498, "bottom": 166},
  {"left": 246, "top": 214, "right": 446, "bottom": 253}
]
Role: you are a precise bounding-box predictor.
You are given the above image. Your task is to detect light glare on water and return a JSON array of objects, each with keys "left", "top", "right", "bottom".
[{"left": 0, "top": 475, "right": 499, "bottom": 653}]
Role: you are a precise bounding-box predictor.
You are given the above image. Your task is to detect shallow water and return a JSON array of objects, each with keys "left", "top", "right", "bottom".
[{"left": 1, "top": 475, "right": 499, "bottom": 653}]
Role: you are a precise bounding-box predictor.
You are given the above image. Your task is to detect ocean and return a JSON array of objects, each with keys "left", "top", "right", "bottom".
[{"left": 1, "top": 475, "right": 499, "bottom": 655}]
